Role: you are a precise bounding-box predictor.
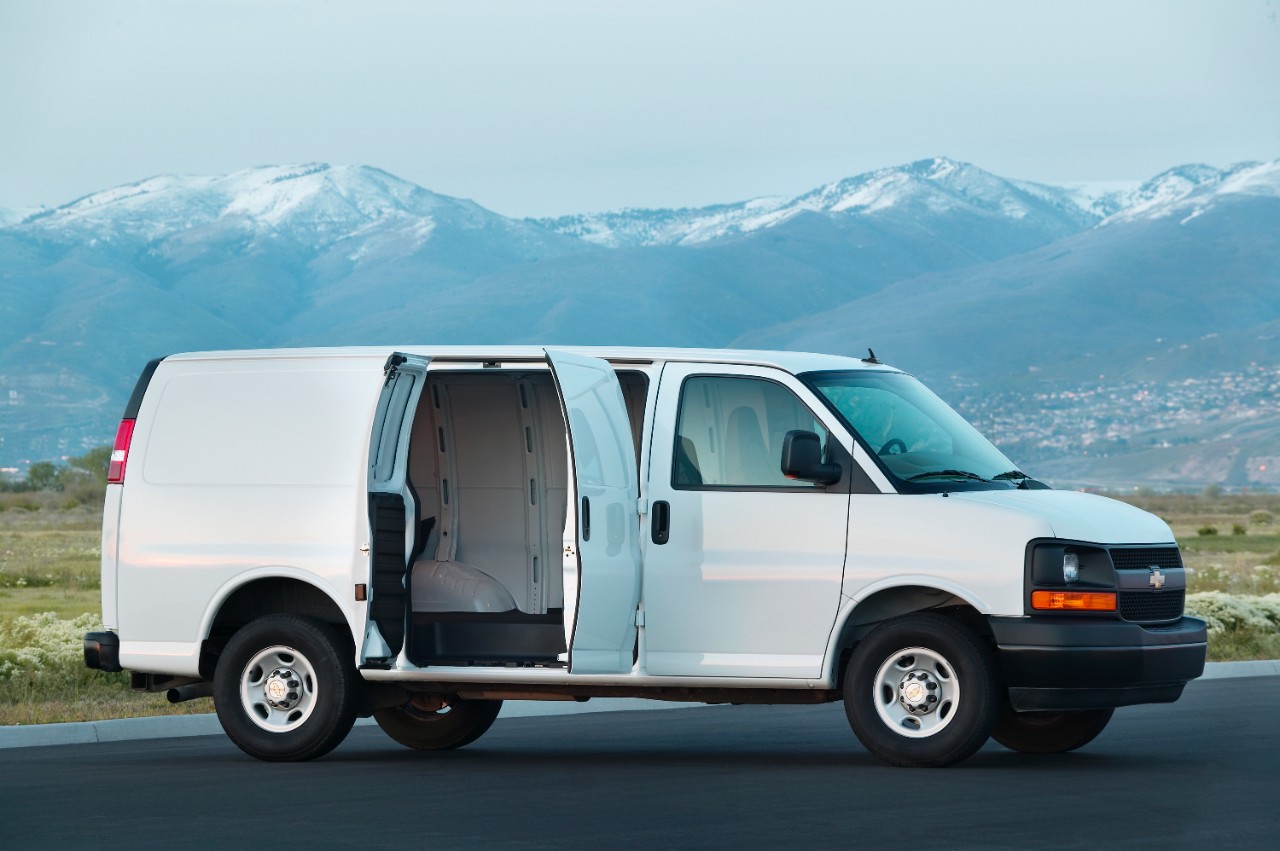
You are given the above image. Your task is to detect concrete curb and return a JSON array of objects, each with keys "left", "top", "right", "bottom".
[
  {"left": 0, "top": 696, "right": 705, "bottom": 750},
  {"left": 2, "top": 660, "right": 1275, "bottom": 750}
]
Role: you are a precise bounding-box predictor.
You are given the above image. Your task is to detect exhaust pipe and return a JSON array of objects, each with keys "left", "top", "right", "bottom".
[{"left": 167, "top": 682, "right": 215, "bottom": 703}]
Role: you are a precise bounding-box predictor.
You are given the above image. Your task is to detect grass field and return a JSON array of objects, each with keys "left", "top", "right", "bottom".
[{"left": 2, "top": 489, "right": 1278, "bottom": 725}]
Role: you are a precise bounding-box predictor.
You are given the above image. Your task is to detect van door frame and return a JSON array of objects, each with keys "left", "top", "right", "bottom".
[{"left": 361, "top": 352, "right": 430, "bottom": 665}]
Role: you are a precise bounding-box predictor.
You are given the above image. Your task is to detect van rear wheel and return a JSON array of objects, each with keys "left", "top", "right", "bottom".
[
  {"left": 843, "top": 613, "right": 1000, "bottom": 767},
  {"left": 213, "top": 615, "right": 359, "bottom": 762},
  {"left": 991, "top": 707, "right": 1114, "bottom": 754},
  {"left": 374, "top": 695, "right": 503, "bottom": 750}
]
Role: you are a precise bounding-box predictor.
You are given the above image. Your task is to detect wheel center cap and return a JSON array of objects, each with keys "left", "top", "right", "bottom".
[
  {"left": 263, "top": 669, "right": 299, "bottom": 709},
  {"left": 898, "top": 670, "right": 939, "bottom": 715}
]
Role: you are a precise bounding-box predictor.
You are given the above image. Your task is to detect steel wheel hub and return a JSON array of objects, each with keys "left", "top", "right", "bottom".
[
  {"left": 263, "top": 668, "right": 303, "bottom": 710},
  {"left": 239, "top": 645, "right": 319, "bottom": 733},
  {"left": 873, "top": 646, "right": 960, "bottom": 739},
  {"left": 898, "top": 669, "right": 942, "bottom": 714}
]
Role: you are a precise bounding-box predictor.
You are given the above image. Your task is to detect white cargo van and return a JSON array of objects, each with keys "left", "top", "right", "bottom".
[{"left": 84, "top": 347, "right": 1206, "bottom": 766}]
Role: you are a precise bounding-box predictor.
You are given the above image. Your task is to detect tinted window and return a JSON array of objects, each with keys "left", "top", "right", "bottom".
[
  {"left": 807, "top": 371, "right": 1020, "bottom": 487},
  {"left": 673, "top": 376, "right": 827, "bottom": 489}
]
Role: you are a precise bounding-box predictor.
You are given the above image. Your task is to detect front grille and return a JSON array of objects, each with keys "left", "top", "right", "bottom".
[
  {"left": 1119, "top": 589, "right": 1185, "bottom": 623},
  {"left": 1109, "top": 547, "right": 1183, "bottom": 571}
]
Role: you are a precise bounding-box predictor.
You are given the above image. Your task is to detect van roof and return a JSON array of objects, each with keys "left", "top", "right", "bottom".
[{"left": 163, "top": 346, "right": 898, "bottom": 374}]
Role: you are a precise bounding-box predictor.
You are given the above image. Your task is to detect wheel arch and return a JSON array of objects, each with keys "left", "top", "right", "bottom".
[
  {"left": 823, "top": 581, "right": 994, "bottom": 687},
  {"left": 199, "top": 572, "right": 354, "bottom": 679}
]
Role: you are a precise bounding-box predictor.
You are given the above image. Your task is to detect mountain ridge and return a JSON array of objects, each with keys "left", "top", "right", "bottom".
[{"left": 1, "top": 155, "right": 1277, "bottom": 488}]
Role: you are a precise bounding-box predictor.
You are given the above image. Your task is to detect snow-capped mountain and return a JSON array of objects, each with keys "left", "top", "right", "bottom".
[
  {"left": 1103, "top": 160, "right": 1279, "bottom": 224},
  {"left": 18, "top": 163, "right": 564, "bottom": 262},
  {"left": 542, "top": 158, "right": 1099, "bottom": 247},
  {"left": 2, "top": 155, "right": 1277, "bottom": 479},
  {"left": 741, "top": 157, "right": 1280, "bottom": 384}
]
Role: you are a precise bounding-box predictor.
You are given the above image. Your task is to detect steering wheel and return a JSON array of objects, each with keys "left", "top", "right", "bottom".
[{"left": 878, "top": 438, "right": 907, "bottom": 456}]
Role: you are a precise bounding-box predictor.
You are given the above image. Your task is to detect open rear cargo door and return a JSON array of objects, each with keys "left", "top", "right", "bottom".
[
  {"left": 545, "top": 349, "right": 643, "bottom": 675},
  {"left": 362, "top": 352, "right": 430, "bottom": 664}
]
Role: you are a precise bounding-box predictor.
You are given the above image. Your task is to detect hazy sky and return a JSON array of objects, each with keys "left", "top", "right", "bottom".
[{"left": 3, "top": 1, "right": 1279, "bottom": 217}]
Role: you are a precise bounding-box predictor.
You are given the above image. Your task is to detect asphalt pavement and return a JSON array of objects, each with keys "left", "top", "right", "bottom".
[
  {"left": 1, "top": 671, "right": 1277, "bottom": 849},
  {"left": 2, "top": 658, "right": 1275, "bottom": 750}
]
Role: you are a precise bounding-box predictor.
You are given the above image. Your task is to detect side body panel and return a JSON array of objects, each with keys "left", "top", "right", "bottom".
[
  {"left": 841, "top": 493, "right": 1052, "bottom": 617},
  {"left": 115, "top": 355, "right": 384, "bottom": 674}
]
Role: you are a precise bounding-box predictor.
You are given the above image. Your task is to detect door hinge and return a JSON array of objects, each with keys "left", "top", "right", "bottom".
[
  {"left": 382, "top": 353, "right": 407, "bottom": 386},
  {"left": 637, "top": 497, "right": 649, "bottom": 515},
  {"left": 634, "top": 609, "right": 645, "bottom": 627}
]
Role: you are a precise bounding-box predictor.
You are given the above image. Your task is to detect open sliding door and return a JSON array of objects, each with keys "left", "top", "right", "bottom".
[
  {"left": 545, "top": 349, "right": 642, "bottom": 675},
  {"left": 361, "top": 352, "right": 430, "bottom": 665}
]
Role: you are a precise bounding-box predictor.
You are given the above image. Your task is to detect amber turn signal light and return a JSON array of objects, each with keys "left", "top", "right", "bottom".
[{"left": 1031, "top": 590, "right": 1117, "bottom": 612}]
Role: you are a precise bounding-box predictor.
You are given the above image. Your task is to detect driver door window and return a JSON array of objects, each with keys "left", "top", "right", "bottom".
[{"left": 673, "top": 376, "right": 827, "bottom": 489}]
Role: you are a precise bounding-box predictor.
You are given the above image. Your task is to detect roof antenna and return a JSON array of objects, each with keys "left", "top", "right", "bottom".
[{"left": 862, "top": 348, "right": 880, "bottom": 364}]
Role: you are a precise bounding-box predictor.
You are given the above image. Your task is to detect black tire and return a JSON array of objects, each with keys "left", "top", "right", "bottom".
[
  {"left": 213, "top": 615, "right": 360, "bottom": 762},
  {"left": 374, "top": 695, "right": 503, "bottom": 750},
  {"left": 991, "top": 707, "right": 1114, "bottom": 754},
  {"left": 843, "top": 613, "right": 1000, "bottom": 768}
]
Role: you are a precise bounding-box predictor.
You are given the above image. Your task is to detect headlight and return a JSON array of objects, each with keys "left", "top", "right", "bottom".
[{"left": 1063, "top": 552, "right": 1080, "bottom": 583}]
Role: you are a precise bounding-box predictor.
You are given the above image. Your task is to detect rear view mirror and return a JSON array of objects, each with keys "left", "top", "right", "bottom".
[{"left": 780, "top": 430, "right": 841, "bottom": 485}]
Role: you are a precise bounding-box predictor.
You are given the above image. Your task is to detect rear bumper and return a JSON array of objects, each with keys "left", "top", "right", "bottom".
[
  {"left": 83, "top": 631, "right": 122, "bottom": 673},
  {"left": 988, "top": 615, "right": 1207, "bottom": 712}
]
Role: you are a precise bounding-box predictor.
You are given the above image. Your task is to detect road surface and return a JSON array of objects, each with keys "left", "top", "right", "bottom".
[{"left": 2, "top": 676, "right": 1273, "bottom": 849}]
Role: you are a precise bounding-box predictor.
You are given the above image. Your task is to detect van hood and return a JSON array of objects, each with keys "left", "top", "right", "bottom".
[{"left": 950, "top": 489, "right": 1174, "bottom": 545}]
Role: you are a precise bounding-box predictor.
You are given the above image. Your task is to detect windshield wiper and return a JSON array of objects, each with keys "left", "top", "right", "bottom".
[
  {"left": 993, "top": 469, "right": 1038, "bottom": 489},
  {"left": 906, "top": 469, "right": 990, "bottom": 482}
]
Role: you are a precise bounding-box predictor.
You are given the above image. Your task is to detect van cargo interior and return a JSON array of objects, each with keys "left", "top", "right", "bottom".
[{"left": 403, "top": 369, "right": 647, "bottom": 667}]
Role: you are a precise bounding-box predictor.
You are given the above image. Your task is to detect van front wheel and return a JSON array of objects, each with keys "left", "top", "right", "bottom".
[
  {"left": 213, "top": 615, "right": 359, "bottom": 762},
  {"left": 843, "top": 613, "right": 1000, "bottom": 767},
  {"left": 374, "top": 695, "right": 503, "bottom": 750}
]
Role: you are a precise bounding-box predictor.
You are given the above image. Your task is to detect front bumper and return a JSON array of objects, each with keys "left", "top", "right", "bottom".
[{"left": 988, "top": 615, "right": 1207, "bottom": 712}]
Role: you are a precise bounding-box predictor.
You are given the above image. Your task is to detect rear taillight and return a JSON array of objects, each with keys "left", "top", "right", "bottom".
[{"left": 108, "top": 419, "right": 135, "bottom": 484}]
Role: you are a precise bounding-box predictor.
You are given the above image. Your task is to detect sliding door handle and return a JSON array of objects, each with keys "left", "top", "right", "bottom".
[{"left": 651, "top": 500, "right": 670, "bottom": 545}]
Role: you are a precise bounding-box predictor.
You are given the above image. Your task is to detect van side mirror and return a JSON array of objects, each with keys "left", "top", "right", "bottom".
[{"left": 780, "top": 430, "right": 841, "bottom": 485}]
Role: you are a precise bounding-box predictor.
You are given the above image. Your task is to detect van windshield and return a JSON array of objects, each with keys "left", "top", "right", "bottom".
[{"left": 803, "top": 371, "right": 1024, "bottom": 489}]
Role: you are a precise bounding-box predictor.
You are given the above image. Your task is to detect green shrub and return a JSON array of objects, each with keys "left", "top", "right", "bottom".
[
  {"left": 0, "top": 612, "right": 98, "bottom": 679},
  {"left": 1249, "top": 510, "right": 1275, "bottom": 526},
  {"left": 1184, "top": 592, "right": 1280, "bottom": 635},
  {"left": 1197, "top": 525, "right": 1219, "bottom": 536},
  {"left": 1232, "top": 524, "right": 1247, "bottom": 536}
]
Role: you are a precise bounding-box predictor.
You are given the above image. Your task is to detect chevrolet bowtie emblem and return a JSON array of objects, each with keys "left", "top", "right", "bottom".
[{"left": 1149, "top": 568, "right": 1166, "bottom": 590}]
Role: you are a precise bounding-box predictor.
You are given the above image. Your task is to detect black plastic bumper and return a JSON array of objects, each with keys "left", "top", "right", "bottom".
[
  {"left": 988, "top": 615, "right": 1207, "bottom": 712},
  {"left": 83, "top": 631, "right": 122, "bottom": 673}
]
